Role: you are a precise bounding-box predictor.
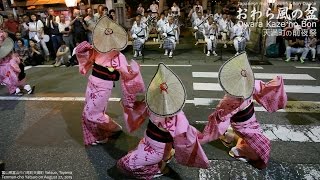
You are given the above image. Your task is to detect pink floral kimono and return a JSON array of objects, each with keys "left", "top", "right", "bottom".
[
  {"left": 199, "top": 76, "right": 287, "bottom": 169},
  {"left": 76, "top": 41, "right": 145, "bottom": 146},
  {"left": 0, "top": 53, "right": 28, "bottom": 94},
  {"left": 117, "top": 101, "right": 209, "bottom": 179}
]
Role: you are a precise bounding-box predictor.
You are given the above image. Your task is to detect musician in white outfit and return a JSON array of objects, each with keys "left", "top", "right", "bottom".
[
  {"left": 131, "top": 15, "right": 147, "bottom": 57},
  {"left": 230, "top": 20, "right": 250, "bottom": 56},
  {"left": 203, "top": 17, "right": 218, "bottom": 56},
  {"left": 193, "top": 11, "right": 206, "bottom": 45},
  {"left": 162, "top": 16, "right": 179, "bottom": 58},
  {"left": 218, "top": 13, "right": 234, "bottom": 48},
  {"left": 157, "top": 13, "right": 167, "bottom": 48}
]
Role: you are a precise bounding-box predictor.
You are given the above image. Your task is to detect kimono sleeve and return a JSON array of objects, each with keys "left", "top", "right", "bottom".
[
  {"left": 75, "top": 41, "right": 94, "bottom": 75},
  {"left": 253, "top": 76, "right": 287, "bottom": 112}
]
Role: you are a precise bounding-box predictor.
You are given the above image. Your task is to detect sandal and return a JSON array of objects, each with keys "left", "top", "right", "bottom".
[
  {"left": 164, "top": 149, "right": 175, "bottom": 163},
  {"left": 27, "top": 86, "right": 35, "bottom": 94},
  {"left": 219, "top": 137, "right": 233, "bottom": 148}
]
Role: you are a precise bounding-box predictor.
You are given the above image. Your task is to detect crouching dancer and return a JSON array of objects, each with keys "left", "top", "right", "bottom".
[
  {"left": 117, "top": 63, "right": 209, "bottom": 179},
  {"left": 199, "top": 53, "right": 287, "bottom": 169}
]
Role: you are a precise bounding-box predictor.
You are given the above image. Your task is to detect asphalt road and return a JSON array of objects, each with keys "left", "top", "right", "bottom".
[{"left": 0, "top": 61, "right": 320, "bottom": 180}]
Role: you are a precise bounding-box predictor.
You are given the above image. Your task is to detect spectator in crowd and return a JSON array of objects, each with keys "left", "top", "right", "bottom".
[
  {"left": 131, "top": 15, "right": 147, "bottom": 57},
  {"left": 285, "top": 35, "right": 308, "bottom": 63},
  {"left": 305, "top": 34, "right": 317, "bottom": 62},
  {"left": 70, "top": 9, "right": 87, "bottom": 45},
  {"left": 94, "top": 5, "right": 106, "bottom": 20},
  {"left": 21, "top": 15, "right": 30, "bottom": 39},
  {"left": 14, "top": 32, "right": 28, "bottom": 49},
  {"left": 28, "top": 13, "right": 50, "bottom": 61},
  {"left": 171, "top": 2, "right": 181, "bottom": 17},
  {"left": 193, "top": 0, "right": 203, "bottom": 13},
  {"left": 150, "top": 1, "right": 159, "bottom": 16},
  {"left": 84, "top": 7, "right": 97, "bottom": 44},
  {"left": 203, "top": 17, "right": 218, "bottom": 56},
  {"left": 109, "top": 9, "right": 117, "bottom": 22},
  {"left": 213, "top": 9, "right": 222, "bottom": 23},
  {"left": 18, "top": 16, "right": 28, "bottom": 39},
  {"left": 28, "top": 39, "right": 45, "bottom": 66},
  {"left": 15, "top": 39, "right": 30, "bottom": 66},
  {"left": 46, "top": 7, "right": 62, "bottom": 59},
  {"left": 54, "top": 41, "right": 70, "bottom": 67},
  {"left": 58, "top": 14, "right": 73, "bottom": 53},
  {"left": 193, "top": 11, "right": 205, "bottom": 45},
  {"left": 4, "top": 13, "right": 19, "bottom": 40},
  {"left": 136, "top": 3, "right": 145, "bottom": 16}
]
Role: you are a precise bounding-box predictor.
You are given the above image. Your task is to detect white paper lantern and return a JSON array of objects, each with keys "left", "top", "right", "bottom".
[{"left": 65, "top": 0, "right": 77, "bottom": 7}]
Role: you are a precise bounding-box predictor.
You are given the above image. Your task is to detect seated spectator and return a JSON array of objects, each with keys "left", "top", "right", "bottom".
[
  {"left": 150, "top": 1, "right": 159, "bottom": 17},
  {"left": 285, "top": 35, "right": 308, "bottom": 63},
  {"left": 14, "top": 32, "right": 29, "bottom": 49},
  {"left": 54, "top": 41, "right": 70, "bottom": 67},
  {"left": 15, "top": 39, "right": 30, "bottom": 66},
  {"left": 136, "top": 3, "right": 145, "bottom": 16},
  {"left": 306, "top": 34, "right": 317, "bottom": 62},
  {"left": 28, "top": 39, "right": 45, "bottom": 66}
]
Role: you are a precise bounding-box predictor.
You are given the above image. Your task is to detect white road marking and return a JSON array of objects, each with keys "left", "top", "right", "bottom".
[
  {"left": 0, "top": 96, "right": 319, "bottom": 113},
  {"left": 251, "top": 66, "right": 264, "bottom": 69},
  {"left": 295, "top": 66, "right": 320, "bottom": 69},
  {"left": 192, "top": 72, "right": 316, "bottom": 80},
  {"left": 195, "top": 122, "right": 320, "bottom": 143},
  {"left": 24, "top": 66, "right": 32, "bottom": 70},
  {"left": 193, "top": 83, "right": 320, "bottom": 94},
  {"left": 140, "top": 64, "right": 192, "bottom": 67}
]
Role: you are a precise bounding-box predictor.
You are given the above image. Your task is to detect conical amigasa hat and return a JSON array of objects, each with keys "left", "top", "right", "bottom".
[
  {"left": 218, "top": 52, "right": 255, "bottom": 99},
  {"left": 146, "top": 63, "right": 186, "bottom": 117},
  {"left": 92, "top": 16, "right": 128, "bottom": 53}
]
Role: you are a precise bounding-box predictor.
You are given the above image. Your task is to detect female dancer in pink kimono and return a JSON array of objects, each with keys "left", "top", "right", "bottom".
[
  {"left": 117, "top": 63, "right": 209, "bottom": 179},
  {"left": 199, "top": 53, "right": 287, "bottom": 170},
  {"left": 75, "top": 16, "right": 145, "bottom": 146},
  {"left": 0, "top": 30, "right": 34, "bottom": 95}
]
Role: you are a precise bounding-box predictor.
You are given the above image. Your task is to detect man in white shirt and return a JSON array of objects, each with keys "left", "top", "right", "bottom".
[
  {"left": 171, "top": 2, "right": 180, "bottom": 17},
  {"left": 193, "top": 11, "right": 205, "bottom": 45},
  {"left": 218, "top": 13, "right": 234, "bottom": 48},
  {"left": 230, "top": 20, "right": 250, "bottom": 56},
  {"left": 136, "top": 3, "right": 145, "bottom": 16},
  {"left": 58, "top": 14, "right": 73, "bottom": 53},
  {"left": 162, "top": 16, "right": 179, "bottom": 58},
  {"left": 150, "top": 1, "right": 159, "bottom": 15},
  {"left": 203, "top": 17, "right": 218, "bottom": 56},
  {"left": 213, "top": 9, "right": 222, "bottom": 23},
  {"left": 131, "top": 15, "right": 147, "bottom": 57},
  {"left": 157, "top": 13, "right": 167, "bottom": 48},
  {"left": 84, "top": 7, "right": 97, "bottom": 44},
  {"left": 190, "top": 7, "right": 200, "bottom": 26},
  {"left": 193, "top": 0, "right": 203, "bottom": 13}
]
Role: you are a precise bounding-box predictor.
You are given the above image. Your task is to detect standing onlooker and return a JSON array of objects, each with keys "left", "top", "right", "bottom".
[
  {"left": 150, "top": 1, "right": 159, "bottom": 16},
  {"left": 3, "top": 13, "right": 19, "bottom": 40},
  {"left": 28, "top": 14, "right": 50, "bottom": 61},
  {"left": 58, "top": 14, "right": 73, "bottom": 52},
  {"left": 94, "top": 5, "right": 107, "bottom": 20},
  {"left": 193, "top": 0, "right": 203, "bottom": 13},
  {"left": 54, "top": 41, "right": 70, "bottom": 67},
  {"left": 46, "top": 7, "right": 62, "bottom": 58},
  {"left": 18, "top": 16, "right": 28, "bottom": 39},
  {"left": 136, "top": 3, "right": 145, "bottom": 16},
  {"left": 109, "top": 9, "right": 117, "bottom": 22},
  {"left": 21, "top": 15, "right": 30, "bottom": 39},
  {"left": 84, "top": 7, "right": 97, "bottom": 44},
  {"left": 70, "top": 9, "right": 87, "bottom": 44}
]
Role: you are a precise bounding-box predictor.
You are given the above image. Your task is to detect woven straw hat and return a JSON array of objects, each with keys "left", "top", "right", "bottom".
[
  {"left": 218, "top": 52, "right": 255, "bottom": 99},
  {"left": 92, "top": 15, "right": 128, "bottom": 53},
  {"left": 0, "top": 30, "right": 14, "bottom": 59},
  {"left": 146, "top": 63, "right": 186, "bottom": 117}
]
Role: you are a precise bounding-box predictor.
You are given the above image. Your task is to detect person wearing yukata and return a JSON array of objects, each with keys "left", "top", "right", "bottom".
[
  {"left": 193, "top": 11, "right": 205, "bottom": 46},
  {"left": 218, "top": 13, "right": 234, "bottom": 48},
  {"left": 0, "top": 30, "right": 35, "bottom": 96},
  {"left": 162, "top": 16, "right": 179, "bottom": 58},
  {"left": 131, "top": 15, "right": 147, "bottom": 58},
  {"left": 198, "top": 52, "right": 287, "bottom": 169},
  {"left": 230, "top": 19, "right": 250, "bottom": 56},
  {"left": 75, "top": 16, "right": 145, "bottom": 146},
  {"left": 117, "top": 63, "right": 209, "bottom": 179},
  {"left": 156, "top": 13, "right": 167, "bottom": 49},
  {"left": 203, "top": 16, "right": 218, "bottom": 56}
]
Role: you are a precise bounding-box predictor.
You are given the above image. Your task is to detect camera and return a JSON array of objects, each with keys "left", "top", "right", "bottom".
[{"left": 65, "top": 27, "right": 70, "bottom": 31}]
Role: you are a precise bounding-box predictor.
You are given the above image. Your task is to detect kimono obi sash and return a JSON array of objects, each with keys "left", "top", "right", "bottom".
[
  {"left": 146, "top": 120, "right": 173, "bottom": 143},
  {"left": 231, "top": 103, "right": 254, "bottom": 123},
  {"left": 92, "top": 63, "right": 120, "bottom": 81},
  {"left": 167, "top": 33, "right": 175, "bottom": 37}
]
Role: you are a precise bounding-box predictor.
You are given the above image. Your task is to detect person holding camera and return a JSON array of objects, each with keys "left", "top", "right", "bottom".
[
  {"left": 70, "top": 9, "right": 87, "bottom": 45},
  {"left": 46, "top": 8, "right": 62, "bottom": 59},
  {"left": 58, "top": 14, "right": 73, "bottom": 52}
]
